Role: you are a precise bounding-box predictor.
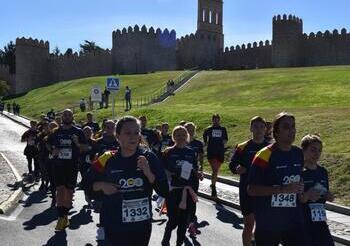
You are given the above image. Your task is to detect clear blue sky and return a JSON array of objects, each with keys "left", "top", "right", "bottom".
[{"left": 1, "top": 0, "right": 349, "bottom": 52}]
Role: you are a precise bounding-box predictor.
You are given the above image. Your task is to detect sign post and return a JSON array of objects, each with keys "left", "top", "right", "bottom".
[{"left": 106, "top": 77, "right": 120, "bottom": 119}]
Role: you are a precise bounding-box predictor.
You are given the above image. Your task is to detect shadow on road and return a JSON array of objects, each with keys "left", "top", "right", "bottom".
[
  {"left": 45, "top": 231, "right": 67, "bottom": 246},
  {"left": 69, "top": 206, "right": 93, "bottom": 230},
  {"left": 22, "top": 206, "right": 57, "bottom": 230},
  {"left": 214, "top": 203, "right": 243, "bottom": 229},
  {"left": 19, "top": 190, "right": 48, "bottom": 208}
]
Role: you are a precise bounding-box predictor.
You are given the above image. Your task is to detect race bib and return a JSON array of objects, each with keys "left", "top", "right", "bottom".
[
  {"left": 180, "top": 161, "right": 193, "bottom": 180},
  {"left": 58, "top": 148, "right": 72, "bottom": 160},
  {"left": 212, "top": 129, "right": 222, "bottom": 138},
  {"left": 309, "top": 203, "right": 327, "bottom": 222},
  {"left": 122, "top": 197, "right": 150, "bottom": 223},
  {"left": 85, "top": 155, "right": 91, "bottom": 163},
  {"left": 271, "top": 193, "right": 296, "bottom": 207}
]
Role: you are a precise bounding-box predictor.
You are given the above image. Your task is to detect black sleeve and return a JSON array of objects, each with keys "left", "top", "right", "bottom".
[
  {"left": 146, "top": 152, "right": 169, "bottom": 198},
  {"left": 223, "top": 127, "right": 228, "bottom": 141},
  {"left": 203, "top": 128, "right": 209, "bottom": 145},
  {"left": 229, "top": 145, "right": 241, "bottom": 174}
]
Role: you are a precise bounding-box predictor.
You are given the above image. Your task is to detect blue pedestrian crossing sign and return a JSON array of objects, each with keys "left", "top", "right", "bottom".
[{"left": 106, "top": 77, "right": 120, "bottom": 91}]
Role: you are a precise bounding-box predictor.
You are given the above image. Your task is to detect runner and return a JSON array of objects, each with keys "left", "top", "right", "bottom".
[
  {"left": 21, "top": 120, "right": 40, "bottom": 181},
  {"left": 157, "top": 122, "right": 174, "bottom": 157},
  {"left": 265, "top": 121, "right": 274, "bottom": 143},
  {"left": 37, "top": 119, "right": 50, "bottom": 191},
  {"left": 229, "top": 116, "right": 269, "bottom": 246},
  {"left": 203, "top": 114, "right": 228, "bottom": 197},
  {"left": 94, "top": 120, "right": 119, "bottom": 240},
  {"left": 300, "top": 134, "right": 335, "bottom": 246},
  {"left": 82, "top": 112, "right": 100, "bottom": 135},
  {"left": 80, "top": 126, "right": 98, "bottom": 206},
  {"left": 139, "top": 115, "right": 160, "bottom": 152},
  {"left": 47, "top": 109, "right": 87, "bottom": 231},
  {"left": 84, "top": 116, "right": 168, "bottom": 246},
  {"left": 162, "top": 126, "right": 199, "bottom": 246},
  {"left": 247, "top": 112, "right": 307, "bottom": 245},
  {"left": 46, "top": 121, "right": 59, "bottom": 207},
  {"left": 185, "top": 122, "right": 204, "bottom": 237},
  {"left": 95, "top": 120, "right": 119, "bottom": 156}
]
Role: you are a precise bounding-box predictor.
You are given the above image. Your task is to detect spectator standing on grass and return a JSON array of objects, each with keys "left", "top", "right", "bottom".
[
  {"left": 80, "top": 98, "right": 86, "bottom": 112},
  {"left": 6, "top": 102, "right": 11, "bottom": 113},
  {"left": 125, "top": 86, "right": 132, "bottom": 111},
  {"left": 104, "top": 86, "right": 110, "bottom": 108}
]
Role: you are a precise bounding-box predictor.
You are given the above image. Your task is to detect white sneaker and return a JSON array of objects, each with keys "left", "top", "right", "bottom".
[{"left": 96, "top": 227, "right": 105, "bottom": 241}]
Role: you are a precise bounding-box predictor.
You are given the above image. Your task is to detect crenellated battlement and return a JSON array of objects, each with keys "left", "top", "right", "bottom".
[
  {"left": 112, "top": 25, "right": 176, "bottom": 40},
  {"left": 273, "top": 14, "right": 302, "bottom": 25},
  {"left": 16, "top": 37, "right": 49, "bottom": 49},
  {"left": 176, "top": 32, "right": 218, "bottom": 48},
  {"left": 223, "top": 40, "right": 271, "bottom": 53},
  {"left": 49, "top": 49, "right": 111, "bottom": 61},
  {"left": 302, "top": 28, "right": 350, "bottom": 40}
]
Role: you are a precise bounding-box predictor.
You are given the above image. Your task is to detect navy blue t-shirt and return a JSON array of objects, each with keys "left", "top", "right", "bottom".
[
  {"left": 203, "top": 125, "right": 228, "bottom": 155},
  {"left": 48, "top": 125, "right": 86, "bottom": 161},
  {"left": 188, "top": 139, "right": 204, "bottom": 161},
  {"left": 230, "top": 139, "right": 269, "bottom": 189},
  {"left": 88, "top": 149, "right": 168, "bottom": 231},
  {"left": 302, "top": 165, "right": 329, "bottom": 224},
  {"left": 163, "top": 146, "right": 198, "bottom": 188},
  {"left": 96, "top": 135, "right": 120, "bottom": 156},
  {"left": 247, "top": 144, "right": 304, "bottom": 231}
]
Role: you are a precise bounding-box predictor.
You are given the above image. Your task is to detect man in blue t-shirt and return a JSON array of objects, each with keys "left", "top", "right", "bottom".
[
  {"left": 229, "top": 116, "right": 269, "bottom": 246},
  {"left": 247, "top": 112, "right": 307, "bottom": 246}
]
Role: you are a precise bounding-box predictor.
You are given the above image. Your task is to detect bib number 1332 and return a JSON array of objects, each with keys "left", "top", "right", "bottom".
[
  {"left": 122, "top": 197, "right": 150, "bottom": 223},
  {"left": 271, "top": 193, "right": 296, "bottom": 207}
]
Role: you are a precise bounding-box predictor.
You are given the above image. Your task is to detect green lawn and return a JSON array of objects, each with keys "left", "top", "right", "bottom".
[
  {"left": 10, "top": 71, "right": 182, "bottom": 119},
  {"left": 9, "top": 66, "right": 350, "bottom": 205}
]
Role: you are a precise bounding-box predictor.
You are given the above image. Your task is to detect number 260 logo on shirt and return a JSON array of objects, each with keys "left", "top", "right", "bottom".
[{"left": 119, "top": 178, "right": 144, "bottom": 189}]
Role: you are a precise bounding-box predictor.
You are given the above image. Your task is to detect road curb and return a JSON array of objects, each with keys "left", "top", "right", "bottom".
[
  {"left": 1, "top": 112, "right": 30, "bottom": 129},
  {"left": 0, "top": 153, "right": 24, "bottom": 215},
  {"left": 203, "top": 172, "right": 350, "bottom": 216}
]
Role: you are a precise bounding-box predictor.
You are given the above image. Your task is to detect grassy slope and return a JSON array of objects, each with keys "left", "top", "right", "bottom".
[
  {"left": 9, "top": 66, "right": 350, "bottom": 205},
  {"left": 12, "top": 71, "right": 182, "bottom": 119},
  {"left": 131, "top": 66, "right": 350, "bottom": 205}
]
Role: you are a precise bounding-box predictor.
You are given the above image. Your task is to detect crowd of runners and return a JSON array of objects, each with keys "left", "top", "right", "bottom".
[{"left": 18, "top": 109, "right": 335, "bottom": 246}]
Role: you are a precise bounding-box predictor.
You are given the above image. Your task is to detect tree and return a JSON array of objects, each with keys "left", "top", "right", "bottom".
[
  {"left": 1, "top": 42, "right": 15, "bottom": 74},
  {"left": 79, "top": 40, "right": 103, "bottom": 53},
  {"left": 64, "top": 48, "right": 73, "bottom": 56},
  {"left": 53, "top": 46, "right": 61, "bottom": 55}
]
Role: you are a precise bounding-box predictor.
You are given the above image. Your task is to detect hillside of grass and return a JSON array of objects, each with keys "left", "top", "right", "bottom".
[
  {"left": 8, "top": 66, "right": 350, "bottom": 205},
  {"left": 131, "top": 66, "right": 350, "bottom": 205},
  {"left": 9, "top": 71, "right": 182, "bottom": 118}
]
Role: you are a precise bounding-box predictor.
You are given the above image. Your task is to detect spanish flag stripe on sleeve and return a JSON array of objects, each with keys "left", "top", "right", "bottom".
[
  {"left": 252, "top": 145, "right": 273, "bottom": 169},
  {"left": 92, "top": 151, "right": 116, "bottom": 173},
  {"left": 235, "top": 140, "right": 250, "bottom": 155}
]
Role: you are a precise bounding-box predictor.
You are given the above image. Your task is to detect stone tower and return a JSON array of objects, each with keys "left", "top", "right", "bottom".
[
  {"left": 272, "top": 14, "right": 303, "bottom": 67},
  {"left": 197, "top": 0, "right": 224, "bottom": 51},
  {"left": 15, "top": 38, "right": 50, "bottom": 94}
]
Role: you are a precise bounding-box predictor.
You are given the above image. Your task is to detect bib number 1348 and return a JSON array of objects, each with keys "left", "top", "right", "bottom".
[{"left": 271, "top": 193, "right": 296, "bottom": 207}]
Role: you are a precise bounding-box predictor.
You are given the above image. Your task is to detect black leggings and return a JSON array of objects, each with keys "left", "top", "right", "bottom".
[
  {"left": 26, "top": 156, "right": 40, "bottom": 176},
  {"left": 105, "top": 226, "right": 151, "bottom": 246},
  {"left": 162, "top": 188, "right": 195, "bottom": 246}
]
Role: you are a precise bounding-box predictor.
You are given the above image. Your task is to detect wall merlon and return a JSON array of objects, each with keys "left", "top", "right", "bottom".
[{"left": 16, "top": 37, "right": 49, "bottom": 49}]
